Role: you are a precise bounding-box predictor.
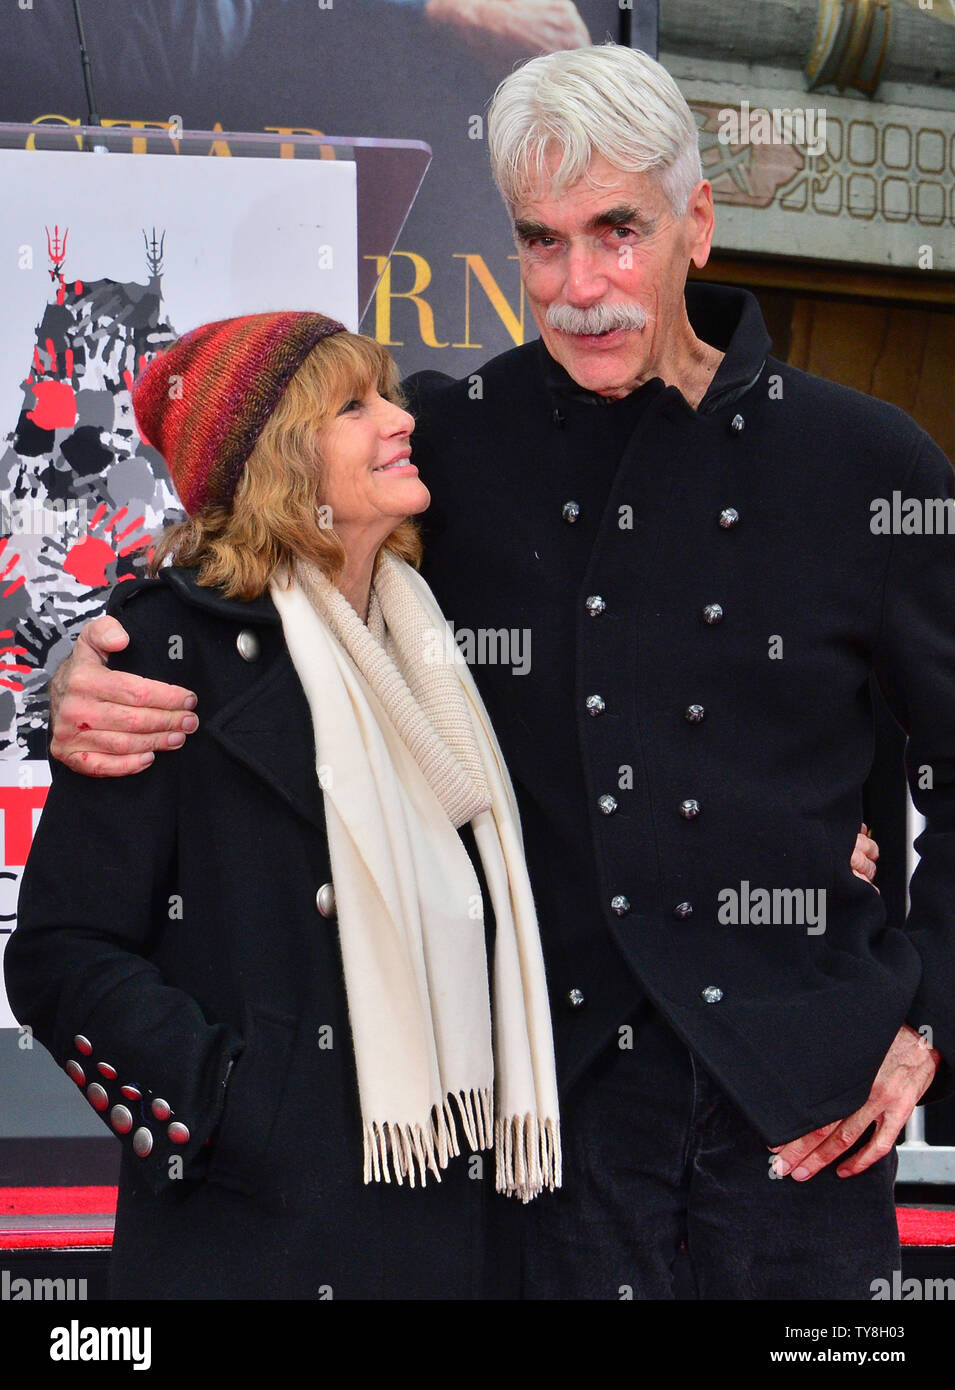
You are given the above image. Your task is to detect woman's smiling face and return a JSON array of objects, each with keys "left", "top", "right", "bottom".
[{"left": 313, "top": 386, "right": 430, "bottom": 544}]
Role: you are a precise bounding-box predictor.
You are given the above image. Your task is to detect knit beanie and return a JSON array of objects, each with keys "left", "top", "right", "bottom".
[{"left": 132, "top": 310, "right": 346, "bottom": 515}]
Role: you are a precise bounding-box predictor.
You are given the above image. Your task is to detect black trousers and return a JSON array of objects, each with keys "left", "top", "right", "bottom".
[{"left": 517, "top": 1001, "right": 901, "bottom": 1300}]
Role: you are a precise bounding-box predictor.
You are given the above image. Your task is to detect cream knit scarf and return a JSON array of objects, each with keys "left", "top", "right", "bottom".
[{"left": 268, "top": 551, "right": 561, "bottom": 1201}]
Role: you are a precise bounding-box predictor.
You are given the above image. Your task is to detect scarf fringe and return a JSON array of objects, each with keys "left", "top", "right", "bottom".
[
  {"left": 494, "top": 1114, "right": 563, "bottom": 1204},
  {"left": 362, "top": 1096, "right": 561, "bottom": 1203},
  {"left": 362, "top": 1087, "right": 494, "bottom": 1188}
]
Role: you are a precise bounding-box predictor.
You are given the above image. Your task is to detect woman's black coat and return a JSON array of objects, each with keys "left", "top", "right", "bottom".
[{"left": 4, "top": 566, "right": 513, "bottom": 1299}]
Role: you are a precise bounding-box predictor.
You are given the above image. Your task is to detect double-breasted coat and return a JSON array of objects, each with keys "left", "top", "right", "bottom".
[
  {"left": 5, "top": 565, "right": 513, "bottom": 1299},
  {"left": 405, "top": 280, "right": 955, "bottom": 1142}
]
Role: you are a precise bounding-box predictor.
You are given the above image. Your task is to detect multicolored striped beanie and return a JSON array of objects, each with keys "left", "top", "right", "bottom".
[{"left": 132, "top": 311, "right": 347, "bottom": 516}]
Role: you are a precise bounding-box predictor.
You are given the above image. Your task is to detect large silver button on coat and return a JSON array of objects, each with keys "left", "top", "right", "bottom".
[
  {"left": 585, "top": 595, "right": 606, "bottom": 617},
  {"left": 702, "top": 985, "right": 724, "bottom": 1003},
  {"left": 236, "top": 629, "right": 260, "bottom": 661},
  {"left": 674, "top": 902, "right": 694, "bottom": 919},
  {"left": 719, "top": 508, "right": 739, "bottom": 529},
  {"left": 702, "top": 604, "right": 724, "bottom": 625},
  {"left": 111, "top": 1105, "right": 133, "bottom": 1135},
  {"left": 316, "top": 883, "right": 337, "bottom": 918},
  {"left": 730, "top": 413, "right": 745, "bottom": 433},
  {"left": 132, "top": 1127, "right": 154, "bottom": 1158},
  {"left": 680, "top": 799, "right": 702, "bottom": 820},
  {"left": 168, "top": 1121, "right": 191, "bottom": 1145},
  {"left": 598, "top": 794, "right": 618, "bottom": 816},
  {"left": 566, "top": 988, "right": 586, "bottom": 1009},
  {"left": 562, "top": 501, "right": 580, "bottom": 524},
  {"left": 611, "top": 895, "right": 630, "bottom": 916},
  {"left": 685, "top": 704, "right": 706, "bottom": 723},
  {"left": 86, "top": 1083, "right": 109, "bottom": 1112},
  {"left": 585, "top": 694, "right": 606, "bottom": 717}
]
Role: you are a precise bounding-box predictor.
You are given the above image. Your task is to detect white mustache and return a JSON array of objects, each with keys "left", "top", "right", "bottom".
[{"left": 546, "top": 301, "right": 648, "bottom": 335}]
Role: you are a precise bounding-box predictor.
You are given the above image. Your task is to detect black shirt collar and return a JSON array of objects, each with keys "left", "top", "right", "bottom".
[{"left": 538, "top": 281, "right": 771, "bottom": 413}]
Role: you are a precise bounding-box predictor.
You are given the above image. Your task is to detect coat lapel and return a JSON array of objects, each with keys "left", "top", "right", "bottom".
[
  {"left": 205, "top": 651, "right": 327, "bottom": 835},
  {"left": 160, "top": 565, "right": 326, "bottom": 835}
]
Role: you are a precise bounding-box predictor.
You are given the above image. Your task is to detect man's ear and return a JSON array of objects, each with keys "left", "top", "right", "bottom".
[{"left": 686, "top": 180, "right": 716, "bottom": 271}]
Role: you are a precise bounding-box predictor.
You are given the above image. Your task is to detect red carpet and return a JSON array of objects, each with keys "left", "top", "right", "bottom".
[
  {"left": 1, "top": 1188, "right": 954, "bottom": 1250},
  {"left": 0, "top": 1186, "right": 115, "bottom": 1249},
  {"left": 896, "top": 1206, "right": 955, "bottom": 1246}
]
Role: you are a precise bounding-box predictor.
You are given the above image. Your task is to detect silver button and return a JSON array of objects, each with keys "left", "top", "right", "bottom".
[
  {"left": 111, "top": 1104, "right": 133, "bottom": 1135},
  {"left": 610, "top": 895, "right": 630, "bottom": 916},
  {"left": 718, "top": 508, "right": 739, "bottom": 529},
  {"left": 702, "top": 985, "right": 724, "bottom": 1003},
  {"left": 86, "top": 1083, "right": 109, "bottom": 1112},
  {"left": 97, "top": 1062, "right": 117, "bottom": 1079},
  {"left": 585, "top": 694, "right": 606, "bottom": 717},
  {"left": 730, "top": 414, "right": 744, "bottom": 434},
  {"left": 316, "top": 882, "right": 337, "bottom": 919},
  {"left": 65, "top": 1060, "right": 85, "bottom": 1086},
  {"left": 702, "top": 604, "right": 723, "bottom": 625},
  {"left": 562, "top": 501, "right": 580, "bottom": 524},
  {"left": 685, "top": 704, "right": 706, "bottom": 723},
  {"left": 121, "top": 1084, "right": 142, "bottom": 1101},
  {"left": 168, "top": 1121, "right": 191, "bottom": 1145},
  {"left": 151, "top": 1097, "right": 172, "bottom": 1121},
  {"left": 585, "top": 595, "right": 606, "bottom": 617},
  {"left": 680, "top": 799, "right": 701, "bottom": 820},
  {"left": 566, "top": 988, "right": 586, "bottom": 1009},
  {"left": 598, "top": 794, "right": 618, "bottom": 816},
  {"left": 673, "top": 902, "right": 694, "bottom": 919},
  {"left": 236, "top": 629, "right": 260, "bottom": 661},
  {"left": 73, "top": 1034, "right": 92, "bottom": 1056},
  {"left": 132, "top": 1127, "right": 154, "bottom": 1158}
]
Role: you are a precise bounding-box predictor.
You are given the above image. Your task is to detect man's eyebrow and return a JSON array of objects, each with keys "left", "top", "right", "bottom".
[
  {"left": 586, "top": 205, "right": 657, "bottom": 234},
  {"left": 513, "top": 218, "right": 553, "bottom": 242},
  {"left": 513, "top": 206, "right": 657, "bottom": 242}
]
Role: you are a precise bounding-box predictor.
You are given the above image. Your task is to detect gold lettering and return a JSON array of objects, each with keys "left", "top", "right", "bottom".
[
  {"left": 452, "top": 253, "right": 525, "bottom": 349},
  {"left": 264, "top": 126, "right": 337, "bottom": 161},
  {"left": 364, "top": 252, "right": 447, "bottom": 348},
  {"left": 27, "top": 115, "right": 82, "bottom": 151}
]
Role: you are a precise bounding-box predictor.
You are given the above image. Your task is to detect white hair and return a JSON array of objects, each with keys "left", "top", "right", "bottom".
[{"left": 487, "top": 42, "right": 703, "bottom": 219}]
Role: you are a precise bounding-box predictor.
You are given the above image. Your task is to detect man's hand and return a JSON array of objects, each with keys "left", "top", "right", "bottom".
[
  {"left": 770, "top": 1023, "right": 941, "bottom": 1181},
  {"left": 49, "top": 615, "right": 198, "bottom": 777},
  {"left": 851, "top": 823, "right": 879, "bottom": 887}
]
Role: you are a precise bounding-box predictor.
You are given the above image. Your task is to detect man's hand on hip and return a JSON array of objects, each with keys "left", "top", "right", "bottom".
[
  {"left": 769, "top": 1023, "right": 941, "bottom": 1181},
  {"left": 49, "top": 615, "right": 198, "bottom": 777}
]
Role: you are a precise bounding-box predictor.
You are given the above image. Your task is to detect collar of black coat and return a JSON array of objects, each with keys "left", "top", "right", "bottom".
[
  {"left": 538, "top": 280, "right": 771, "bottom": 415},
  {"left": 159, "top": 563, "right": 282, "bottom": 623}
]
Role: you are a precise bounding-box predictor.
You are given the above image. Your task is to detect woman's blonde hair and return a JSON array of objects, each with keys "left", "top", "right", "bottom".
[{"left": 147, "top": 330, "right": 422, "bottom": 599}]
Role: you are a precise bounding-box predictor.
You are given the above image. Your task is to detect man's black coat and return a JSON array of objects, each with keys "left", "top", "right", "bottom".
[{"left": 406, "top": 281, "right": 955, "bottom": 1141}]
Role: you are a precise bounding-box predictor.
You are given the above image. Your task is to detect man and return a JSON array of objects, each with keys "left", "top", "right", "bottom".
[{"left": 38, "top": 44, "right": 952, "bottom": 1298}]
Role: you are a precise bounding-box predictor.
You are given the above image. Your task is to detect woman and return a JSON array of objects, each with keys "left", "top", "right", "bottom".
[{"left": 4, "top": 310, "right": 559, "bottom": 1300}]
